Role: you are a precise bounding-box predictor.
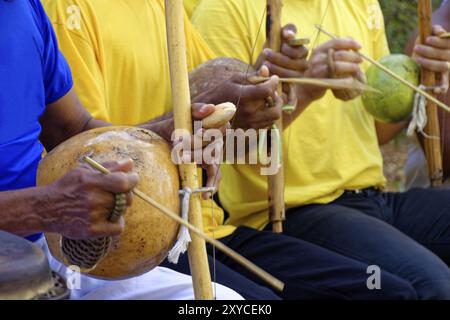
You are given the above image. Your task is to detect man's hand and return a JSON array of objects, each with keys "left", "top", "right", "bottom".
[
  {"left": 298, "top": 37, "right": 364, "bottom": 105},
  {"left": 414, "top": 25, "right": 450, "bottom": 93},
  {"left": 44, "top": 159, "right": 138, "bottom": 239},
  {"left": 229, "top": 66, "right": 281, "bottom": 130},
  {"left": 256, "top": 24, "right": 309, "bottom": 78},
  {"left": 256, "top": 24, "right": 309, "bottom": 107},
  {"left": 171, "top": 103, "right": 229, "bottom": 199}
]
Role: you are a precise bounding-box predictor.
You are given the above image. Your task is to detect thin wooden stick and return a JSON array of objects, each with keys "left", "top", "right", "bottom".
[
  {"left": 418, "top": 0, "right": 443, "bottom": 187},
  {"left": 315, "top": 24, "right": 450, "bottom": 114},
  {"left": 248, "top": 76, "right": 381, "bottom": 92},
  {"left": 267, "top": 0, "right": 285, "bottom": 234},
  {"left": 165, "top": 0, "right": 213, "bottom": 299},
  {"left": 83, "top": 156, "right": 285, "bottom": 292},
  {"left": 439, "top": 32, "right": 450, "bottom": 39}
]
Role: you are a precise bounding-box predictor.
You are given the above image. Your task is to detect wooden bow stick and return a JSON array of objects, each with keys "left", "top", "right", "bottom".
[
  {"left": 248, "top": 76, "right": 381, "bottom": 93},
  {"left": 266, "top": 0, "right": 285, "bottom": 233},
  {"left": 315, "top": 24, "right": 450, "bottom": 114},
  {"left": 165, "top": 0, "right": 213, "bottom": 299},
  {"left": 83, "top": 156, "right": 284, "bottom": 292},
  {"left": 418, "top": 0, "right": 443, "bottom": 187}
]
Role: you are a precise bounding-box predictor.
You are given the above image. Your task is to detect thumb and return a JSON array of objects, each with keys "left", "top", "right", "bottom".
[{"left": 192, "top": 103, "right": 215, "bottom": 120}]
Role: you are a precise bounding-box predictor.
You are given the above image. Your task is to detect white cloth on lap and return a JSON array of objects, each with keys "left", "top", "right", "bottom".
[{"left": 37, "top": 238, "right": 243, "bottom": 300}]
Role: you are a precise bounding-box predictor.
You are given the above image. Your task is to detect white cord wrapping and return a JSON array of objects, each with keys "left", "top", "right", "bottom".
[
  {"left": 407, "top": 85, "right": 440, "bottom": 140},
  {"left": 168, "top": 187, "right": 216, "bottom": 264}
]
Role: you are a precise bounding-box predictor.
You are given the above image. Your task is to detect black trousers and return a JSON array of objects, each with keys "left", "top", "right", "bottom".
[
  {"left": 163, "top": 226, "right": 418, "bottom": 300},
  {"left": 280, "top": 187, "right": 450, "bottom": 299}
]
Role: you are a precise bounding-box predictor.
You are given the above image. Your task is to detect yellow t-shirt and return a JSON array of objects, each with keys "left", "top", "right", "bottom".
[
  {"left": 42, "top": 0, "right": 233, "bottom": 237},
  {"left": 193, "top": 0, "right": 390, "bottom": 234},
  {"left": 184, "top": 0, "right": 201, "bottom": 17}
]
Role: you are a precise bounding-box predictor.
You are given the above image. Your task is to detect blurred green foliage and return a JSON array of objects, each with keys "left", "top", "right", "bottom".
[{"left": 380, "top": 0, "right": 442, "bottom": 53}]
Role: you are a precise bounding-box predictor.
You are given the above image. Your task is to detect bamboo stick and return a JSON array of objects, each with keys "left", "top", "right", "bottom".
[
  {"left": 315, "top": 24, "right": 450, "bottom": 114},
  {"left": 248, "top": 76, "right": 380, "bottom": 92},
  {"left": 267, "top": 0, "right": 285, "bottom": 234},
  {"left": 418, "top": 0, "right": 443, "bottom": 187},
  {"left": 165, "top": 0, "right": 213, "bottom": 299},
  {"left": 83, "top": 156, "right": 285, "bottom": 292}
]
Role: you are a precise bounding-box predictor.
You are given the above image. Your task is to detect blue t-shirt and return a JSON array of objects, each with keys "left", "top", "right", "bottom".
[{"left": 0, "top": 0, "right": 73, "bottom": 193}]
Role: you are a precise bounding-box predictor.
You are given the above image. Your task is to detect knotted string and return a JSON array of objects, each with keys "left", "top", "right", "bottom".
[
  {"left": 407, "top": 85, "right": 440, "bottom": 140},
  {"left": 168, "top": 187, "right": 216, "bottom": 264}
]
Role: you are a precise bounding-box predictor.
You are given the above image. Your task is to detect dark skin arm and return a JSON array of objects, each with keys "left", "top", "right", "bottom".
[
  {"left": 0, "top": 159, "right": 138, "bottom": 239},
  {"left": 375, "top": 121, "right": 409, "bottom": 146},
  {"left": 0, "top": 89, "right": 139, "bottom": 238},
  {"left": 39, "top": 88, "right": 220, "bottom": 150},
  {"left": 39, "top": 88, "right": 109, "bottom": 151},
  {"left": 1, "top": 84, "right": 224, "bottom": 237}
]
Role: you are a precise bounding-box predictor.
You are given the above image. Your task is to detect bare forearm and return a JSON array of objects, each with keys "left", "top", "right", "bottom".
[
  {"left": 0, "top": 187, "right": 53, "bottom": 237},
  {"left": 375, "top": 121, "right": 409, "bottom": 145},
  {"left": 84, "top": 113, "right": 174, "bottom": 143},
  {"left": 82, "top": 117, "right": 110, "bottom": 131},
  {"left": 138, "top": 113, "right": 174, "bottom": 142},
  {"left": 40, "top": 89, "right": 111, "bottom": 151}
]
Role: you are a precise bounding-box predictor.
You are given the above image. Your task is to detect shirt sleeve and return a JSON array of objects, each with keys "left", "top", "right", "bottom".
[
  {"left": 35, "top": 0, "right": 73, "bottom": 105},
  {"left": 191, "top": 0, "right": 256, "bottom": 64},
  {"left": 42, "top": 0, "right": 110, "bottom": 122}
]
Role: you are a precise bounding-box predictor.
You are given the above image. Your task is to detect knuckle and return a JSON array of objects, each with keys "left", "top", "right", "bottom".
[
  {"left": 73, "top": 168, "right": 89, "bottom": 185},
  {"left": 331, "top": 39, "right": 341, "bottom": 47},
  {"left": 269, "top": 107, "right": 282, "bottom": 120}
]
